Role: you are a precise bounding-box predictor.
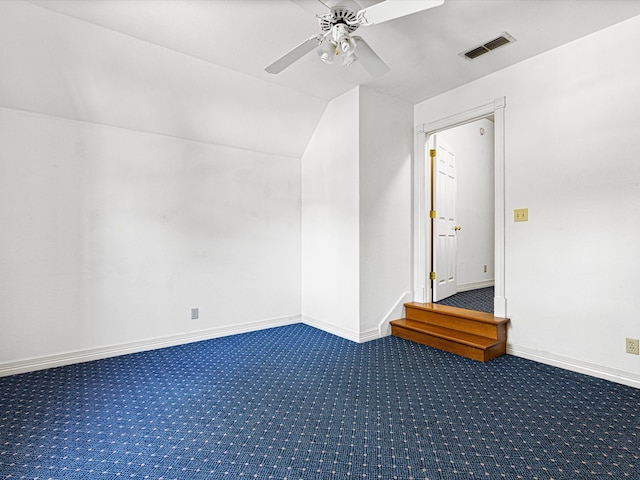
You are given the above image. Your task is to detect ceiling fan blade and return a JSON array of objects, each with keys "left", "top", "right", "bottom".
[
  {"left": 289, "top": 0, "right": 331, "bottom": 16},
  {"left": 265, "top": 35, "right": 323, "bottom": 74},
  {"left": 357, "top": 0, "right": 444, "bottom": 26},
  {"left": 353, "top": 36, "right": 390, "bottom": 77}
]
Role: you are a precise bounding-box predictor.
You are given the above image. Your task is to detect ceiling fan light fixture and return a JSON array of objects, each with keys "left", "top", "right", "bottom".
[
  {"left": 319, "top": 52, "right": 333, "bottom": 63},
  {"left": 340, "top": 34, "right": 358, "bottom": 66},
  {"left": 338, "top": 32, "right": 356, "bottom": 53},
  {"left": 343, "top": 49, "right": 358, "bottom": 66},
  {"left": 317, "top": 24, "right": 360, "bottom": 67},
  {"left": 317, "top": 39, "right": 337, "bottom": 64}
]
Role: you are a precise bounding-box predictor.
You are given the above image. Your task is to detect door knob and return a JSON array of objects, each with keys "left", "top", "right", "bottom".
[{"left": 454, "top": 225, "right": 462, "bottom": 231}]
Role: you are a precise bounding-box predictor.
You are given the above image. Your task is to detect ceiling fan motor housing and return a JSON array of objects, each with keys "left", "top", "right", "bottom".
[{"left": 318, "top": 6, "right": 360, "bottom": 33}]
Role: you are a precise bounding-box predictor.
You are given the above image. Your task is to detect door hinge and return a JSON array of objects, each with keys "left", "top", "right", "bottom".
[
  {"left": 429, "top": 149, "right": 436, "bottom": 158},
  {"left": 430, "top": 271, "right": 437, "bottom": 280},
  {"left": 429, "top": 210, "right": 436, "bottom": 219}
]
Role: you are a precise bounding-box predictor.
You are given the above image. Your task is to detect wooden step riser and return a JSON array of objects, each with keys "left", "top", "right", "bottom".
[
  {"left": 392, "top": 324, "right": 506, "bottom": 362},
  {"left": 405, "top": 306, "right": 505, "bottom": 340}
]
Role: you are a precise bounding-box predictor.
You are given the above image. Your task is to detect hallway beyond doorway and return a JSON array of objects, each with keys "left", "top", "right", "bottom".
[{"left": 435, "top": 286, "right": 494, "bottom": 314}]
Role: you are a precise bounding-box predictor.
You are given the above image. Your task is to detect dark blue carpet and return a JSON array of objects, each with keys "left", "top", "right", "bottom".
[
  {"left": 436, "top": 287, "right": 494, "bottom": 314},
  {"left": 1, "top": 324, "right": 638, "bottom": 479}
]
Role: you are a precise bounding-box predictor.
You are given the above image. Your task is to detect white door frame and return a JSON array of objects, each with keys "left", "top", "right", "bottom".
[{"left": 413, "top": 97, "right": 507, "bottom": 317}]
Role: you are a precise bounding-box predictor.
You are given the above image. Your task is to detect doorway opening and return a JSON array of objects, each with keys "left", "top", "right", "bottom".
[
  {"left": 430, "top": 119, "right": 495, "bottom": 313},
  {"left": 413, "top": 98, "right": 506, "bottom": 318}
]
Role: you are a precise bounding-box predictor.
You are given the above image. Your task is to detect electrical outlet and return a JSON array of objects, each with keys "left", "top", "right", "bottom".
[
  {"left": 514, "top": 208, "right": 528, "bottom": 222},
  {"left": 191, "top": 308, "right": 199, "bottom": 320},
  {"left": 626, "top": 338, "right": 639, "bottom": 355}
]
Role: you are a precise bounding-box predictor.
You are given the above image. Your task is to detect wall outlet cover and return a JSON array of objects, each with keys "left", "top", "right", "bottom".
[
  {"left": 514, "top": 208, "right": 528, "bottom": 222},
  {"left": 626, "top": 338, "right": 639, "bottom": 355}
]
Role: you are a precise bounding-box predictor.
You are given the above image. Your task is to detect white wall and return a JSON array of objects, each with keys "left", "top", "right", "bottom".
[
  {"left": 301, "top": 88, "right": 361, "bottom": 340},
  {"left": 359, "top": 88, "right": 413, "bottom": 337},
  {"left": 0, "top": 1, "right": 307, "bottom": 373},
  {"left": 436, "top": 119, "right": 494, "bottom": 290},
  {"left": 415, "top": 15, "right": 640, "bottom": 387},
  {"left": 1, "top": 1, "right": 413, "bottom": 372},
  {"left": 0, "top": 108, "right": 301, "bottom": 371},
  {"left": 301, "top": 87, "right": 413, "bottom": 341}
]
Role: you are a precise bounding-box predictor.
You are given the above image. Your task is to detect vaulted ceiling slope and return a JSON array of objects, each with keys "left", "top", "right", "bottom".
[
  {"left": 4, "top": 1, "right": 640, "bottom": 158},
  {"left": 0, "top": 1, "right": 326, "bottom": 159}
]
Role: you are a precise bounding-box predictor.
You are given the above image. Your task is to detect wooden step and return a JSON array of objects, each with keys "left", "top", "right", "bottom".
[
  {"left": 390, "top": 302, "right": 510, "bottom": 362},
  {"left": 404, "top": 302, "right": 508, "bottom": 340}
]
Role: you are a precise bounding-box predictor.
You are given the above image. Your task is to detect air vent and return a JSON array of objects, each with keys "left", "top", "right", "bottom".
[{"left": 460, "top": 32, "right": 516, "bottom": 60}]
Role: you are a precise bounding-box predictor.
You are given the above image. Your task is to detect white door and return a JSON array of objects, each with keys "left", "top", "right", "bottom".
[{"left": 431, "top": 136, "right": 458, "bottom": 302}]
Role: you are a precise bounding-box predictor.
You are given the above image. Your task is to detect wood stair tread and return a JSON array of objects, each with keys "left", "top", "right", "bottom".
[
  {"left": 391, "top": 301, "right": 509, "bottom": 362},
  {"left": 390, "top": 318, "right": 500, "bottom": 349},
  {"left": 404, "top": 302, "right": 509, "bottom": 326}
]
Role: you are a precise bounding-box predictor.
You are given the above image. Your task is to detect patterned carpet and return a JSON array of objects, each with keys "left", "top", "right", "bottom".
[
  {"left": 1, "top": 323, "right": 638, "bottom": 479},
  {"left": 436, "top": 286, "right": 494, "bottom": 314}
]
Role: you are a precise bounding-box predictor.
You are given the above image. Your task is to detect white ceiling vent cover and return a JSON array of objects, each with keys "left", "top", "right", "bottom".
[{"left": 460, "top": 32, "right": 516, "bottom": 60}]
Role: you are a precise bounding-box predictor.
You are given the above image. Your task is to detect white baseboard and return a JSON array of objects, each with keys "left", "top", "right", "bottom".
[
  {"left": 0, "top": 314, "right": 301, "bottom": 378},
  {"left": 301, "top": 315, "right": 361, "bottom": 343},
  {"left": 358, "top": 328, "right": 381, "bottom": 343},
  {"left": 4, "top": 315, "right": 636, "bottom": 391},
  {"left": 456, "top": 280, "right": 495, "bottom": 292},
  {"left": 378, "top": 291, "right": 414, "bottom": 339},
  {"left": 302, "top": 292, "right": 413, "bottom": 344},
  {"left": 508, "top": 343, "right": 640, "bottom": 389}
]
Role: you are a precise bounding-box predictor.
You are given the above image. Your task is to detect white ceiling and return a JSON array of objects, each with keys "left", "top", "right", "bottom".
[
  {"left": 4, "top": 0, "right": 639, "bottom": 159},
  {"left": 29, "top": 0, "right": 640, "bottom": 104}
]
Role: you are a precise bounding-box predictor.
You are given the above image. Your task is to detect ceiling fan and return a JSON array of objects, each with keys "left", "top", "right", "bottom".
[{"left": 265, "top": 0, "right": 444, "bottom": 77}]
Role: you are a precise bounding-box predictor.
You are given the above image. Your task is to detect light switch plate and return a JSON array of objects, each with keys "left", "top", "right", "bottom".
[{"left": 514, "top": 208, "right": 528, "bottom": 222}]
